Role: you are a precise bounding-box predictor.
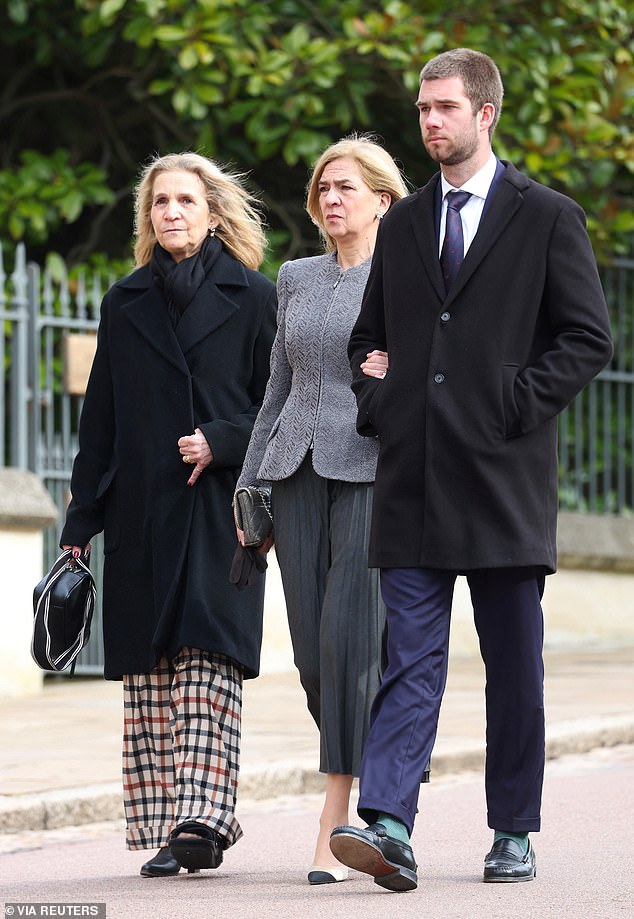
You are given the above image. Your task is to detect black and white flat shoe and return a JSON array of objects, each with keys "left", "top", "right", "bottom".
[{"left": 307, "top": 864, "right": 349, "bottom": 885}]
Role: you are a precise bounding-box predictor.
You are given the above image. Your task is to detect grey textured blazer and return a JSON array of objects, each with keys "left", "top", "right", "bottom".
[{"left": 237, "top": 252, "right": 379, "bottom": 487}]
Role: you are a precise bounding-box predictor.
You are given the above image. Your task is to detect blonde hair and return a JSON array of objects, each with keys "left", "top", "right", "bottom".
[
  {"left": 134, "top": 151, "right": 267, "bottom": 269},
  {"left": 306, "top": 134, "right": 410, "bottom": 252}
]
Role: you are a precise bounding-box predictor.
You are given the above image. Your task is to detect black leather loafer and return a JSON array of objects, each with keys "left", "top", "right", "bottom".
[
  {"left": 140, "top": 846, "right": 181, "bottom": 878},
  {"left": 330, "top": 823, "right": 418, "bottom": 891},
  {"left": 483, "top": 837, "right": 536, "bottom": 882},
  {"left": 169, "top": 821, "right": 225, "bottom": 871}
]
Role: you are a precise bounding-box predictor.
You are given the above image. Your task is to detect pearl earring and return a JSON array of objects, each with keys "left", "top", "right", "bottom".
[
  {"left": 209, "top": 226, "right": 216, "bottom": 236},
  {"left": 376, "top": 212, "right": 384, "bottom": 221}
]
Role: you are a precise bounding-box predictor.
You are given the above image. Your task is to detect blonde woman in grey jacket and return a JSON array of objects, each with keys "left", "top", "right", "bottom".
[{"left": 236, "top": 136, "right": 408, "bottom": 884}]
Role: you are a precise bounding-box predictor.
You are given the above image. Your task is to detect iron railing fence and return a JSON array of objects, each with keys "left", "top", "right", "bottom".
[
  {"left": 559, "top": 254, "right": 634, "bottom": 514},
  {"left": 2, "top": 243, "right": 109, "bottom": 673},
  {"left": 2, "top": 242, "right": 633, "bottom": 674}
]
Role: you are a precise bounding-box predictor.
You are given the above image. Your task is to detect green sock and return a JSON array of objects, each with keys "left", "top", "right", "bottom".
[
  {"left": 377, "top": 812, "right": 410, "bottom": 843},
  {"left": 494, "top": 829, "right": 529, "bottom": 854}
]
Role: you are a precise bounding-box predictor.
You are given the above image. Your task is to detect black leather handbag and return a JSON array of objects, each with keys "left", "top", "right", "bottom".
[
  {"left": 32, "top": 549, "right": 96, "bottom": 675},
  {"left": 233, "top": 485, "right": 273, "bottom": 547}
]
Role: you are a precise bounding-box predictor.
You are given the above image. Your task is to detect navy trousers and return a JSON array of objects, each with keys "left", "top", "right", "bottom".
[{"left": 357, "top": 566, "right": 545, "bottom": 835}]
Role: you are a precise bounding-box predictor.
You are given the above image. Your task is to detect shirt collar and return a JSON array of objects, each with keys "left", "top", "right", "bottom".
[{"left": 441, "top": 153, "right": 498, "bottom": 202}]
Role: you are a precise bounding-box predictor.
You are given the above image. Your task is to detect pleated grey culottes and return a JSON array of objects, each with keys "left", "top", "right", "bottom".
[{"left": 272, "top": 457, "right": 385, "bottom": 776}]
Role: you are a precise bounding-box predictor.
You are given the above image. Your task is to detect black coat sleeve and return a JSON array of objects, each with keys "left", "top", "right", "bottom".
[{"left": 348, "top": 228, "right": 387, "bottom": 437}]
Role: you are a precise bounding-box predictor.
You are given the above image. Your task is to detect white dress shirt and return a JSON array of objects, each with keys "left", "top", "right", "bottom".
[{"left": 438, "top": 154, "right": 498, "bottom": 258}]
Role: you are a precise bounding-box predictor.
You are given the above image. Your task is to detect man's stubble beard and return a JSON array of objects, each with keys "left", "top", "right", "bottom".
[{"left": 422, "top": 125, "right": 479, "bottom": 167}]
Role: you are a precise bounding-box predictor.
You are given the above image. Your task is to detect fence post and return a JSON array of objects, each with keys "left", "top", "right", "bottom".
[
  {"left": 27, "top": 258, "right": 41, "bottom": 475},
  {"left": 9, "top": 243, "right": 30, "bottom": 470}
]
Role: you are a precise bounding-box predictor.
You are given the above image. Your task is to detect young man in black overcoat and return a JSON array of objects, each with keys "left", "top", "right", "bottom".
[{"left": 329, "top": 48, "right": 613, "bottom": 890}]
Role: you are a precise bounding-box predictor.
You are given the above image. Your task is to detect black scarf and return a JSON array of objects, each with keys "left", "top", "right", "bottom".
[{"left": 151, "top": 233, "right": 222, "bottom": 325}]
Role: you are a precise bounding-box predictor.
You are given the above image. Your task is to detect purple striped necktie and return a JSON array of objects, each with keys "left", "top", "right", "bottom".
[{"left": 440, "top": 190, "right": 471, "bottom": 292}]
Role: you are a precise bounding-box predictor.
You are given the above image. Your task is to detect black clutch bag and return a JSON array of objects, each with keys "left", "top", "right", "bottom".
[
  {"left": 234, "top": 485, "right": 273, "bottom": 547},
  {"left": 32, "top": 549, "right": 96, "bottom": 675}
]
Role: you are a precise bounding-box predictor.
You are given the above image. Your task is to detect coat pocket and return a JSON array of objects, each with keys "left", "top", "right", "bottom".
[{"left": 501, "top": 363, "right": 521, "bottom": 438}]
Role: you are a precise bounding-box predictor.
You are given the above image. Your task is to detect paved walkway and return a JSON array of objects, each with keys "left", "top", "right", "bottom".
[{"left": 1, "top": 646, "right": 633, "bottom": 833}]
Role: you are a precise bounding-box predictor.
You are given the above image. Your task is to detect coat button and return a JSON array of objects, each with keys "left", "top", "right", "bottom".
[
  {"left": 434, "top": 372, "right": 445, "bottom": 384},
  {"left": 440, "top": 311, "right": 451, "bottom": 322}
]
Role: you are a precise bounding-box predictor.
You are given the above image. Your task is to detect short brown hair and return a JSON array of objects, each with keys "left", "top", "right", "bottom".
[{"left": 419, "top": 49, "right": 504, "bottom": 138}]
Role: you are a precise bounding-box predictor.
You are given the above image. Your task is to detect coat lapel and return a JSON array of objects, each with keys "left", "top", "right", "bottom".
[
  {"left": 119, "top": 267, "right": 190, "bottom": 375},
  {"left": 174, "top": 250, "right": 249, "bottom": 355},
  {"left": 407, "top": 177, "right": 447, "bottom": 302},
  {"left": 118, "top": 249, "right": 251, "bottom": 371},
  {"left": 409, "top": 161, "right": 530, "bottom": 306},
  {"left": 445, "top": 161, "right": 529, "bottom": 304}
]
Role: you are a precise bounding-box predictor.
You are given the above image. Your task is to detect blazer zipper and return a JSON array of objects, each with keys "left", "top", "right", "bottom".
[{"left": 311, "top": 273, "right": 344, "bottom": 449}]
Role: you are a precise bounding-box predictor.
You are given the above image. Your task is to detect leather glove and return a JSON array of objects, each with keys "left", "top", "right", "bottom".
[{"left": 229, "top": 544, "right": 268, "bottom": 590}]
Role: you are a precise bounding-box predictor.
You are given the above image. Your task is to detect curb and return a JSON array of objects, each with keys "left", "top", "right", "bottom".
[{"left": 2, "top": 716, "right": 633, "bottom": 836}]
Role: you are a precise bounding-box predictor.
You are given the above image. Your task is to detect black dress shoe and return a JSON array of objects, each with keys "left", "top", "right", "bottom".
[
  {"left": 329, "top": 823, "right": 418, "bottom": 892},
  {"left": 140, "top": 847, "right": 181, "bottom": 878},
  {"left": 483, "top": 837, "right": 536, "bottom": 882},
  {"left": 169, "top": 821, "right": 225, "bottom": 871}
]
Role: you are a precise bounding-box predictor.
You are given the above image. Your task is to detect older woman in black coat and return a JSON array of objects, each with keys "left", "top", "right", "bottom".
[{"left": 61, "top": 152, "right": 276, "bottom": 877}]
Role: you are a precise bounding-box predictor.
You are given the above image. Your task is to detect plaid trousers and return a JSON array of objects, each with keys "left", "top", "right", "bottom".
[{"left": 122, "top": 647, "right": 243, "bottom": 851}]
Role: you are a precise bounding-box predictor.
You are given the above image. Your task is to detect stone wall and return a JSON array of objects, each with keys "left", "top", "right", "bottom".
[
  {"left": 2, "top": 465, "right": 632, "bottom": 692},
  {"left": 0, "top": 469, "right": 58, "bottom": 697},
  {"left": 444, "top": 510, "right": 634, "bottom": 657},
  {"left": 261, "top": 511, "right": 634, "bottom": 669}
]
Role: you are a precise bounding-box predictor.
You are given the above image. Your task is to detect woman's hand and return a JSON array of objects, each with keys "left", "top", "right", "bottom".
[
  {"left": 361, "top": 349, "right": 389, "bottom": 379},
  {"left": 61, "top": 544, "right": 91, "bottom": 560},
  {"left": 234, "top": 513, "right": 275, "bottom": 553},
  {"left": 256, "top": 531, "right": 275, "bottom": 553},
  {"left": 178, "top": 427, "right": 213, "bottom": 486}
]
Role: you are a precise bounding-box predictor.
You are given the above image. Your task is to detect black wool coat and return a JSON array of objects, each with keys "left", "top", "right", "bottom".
[
  {"left": 349, "top": 162, "right": 613, "bottom": 572},
  {"left": 61, "top": 247, "right": 277, "bottom": 679}
]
